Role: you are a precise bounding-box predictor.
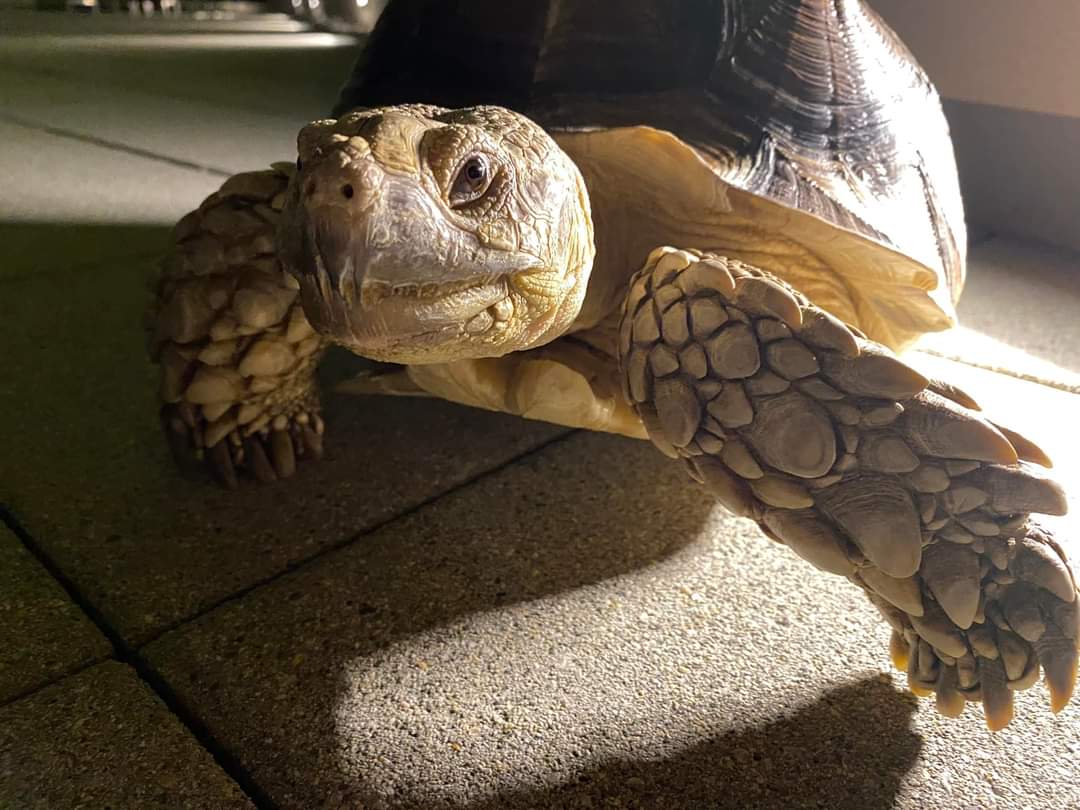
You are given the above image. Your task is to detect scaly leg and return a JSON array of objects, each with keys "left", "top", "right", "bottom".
[
  {"left": 147, "top": 165, "right": 329, "bottom": 488},
  {"left": 619, "top": 246, "right": 1078, "bottom": 729}
]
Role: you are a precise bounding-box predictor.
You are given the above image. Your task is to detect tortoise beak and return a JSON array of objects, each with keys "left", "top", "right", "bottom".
[
  {"left": 283, "top": 202, "right": 363, "bottom": 343},
  {"left": 280, "top": 148, "right": 382, "bottom": 304}
]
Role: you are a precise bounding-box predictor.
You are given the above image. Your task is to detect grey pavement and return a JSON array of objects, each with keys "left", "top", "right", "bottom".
[
  {"left": 0, "top": 661, "right": 255, "bottom": 809},
  {"left": 143, "top": 430, "right": 1080, "bottom": 809},
  {"left": 0, "top": 118, "right": 211, "bottom": 281},
  {"left": 915, "top": 237, "right": 1080, "bottom": 392},
  {"left": 0, "top": 525, "right": 110, "bottom": 703},
  {"left": 1, "top": 10, "right": 1079, "bottom": 810}
]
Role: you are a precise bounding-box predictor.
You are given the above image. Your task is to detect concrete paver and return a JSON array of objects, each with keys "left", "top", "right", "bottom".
[
  {"left": 0, "top": 661, "right": 254, "bottom": 809},
  {"left": 0, "top": 67, "right": 321, "bottom": 176},
  {"left": 916, "top": 236, "right": 1080, "bottom": 392},
  {"left": 145, "top": 388, "right": 1080, "bottom": 809},
  {"left": 0, "top": 119, "right": 214, "bottom": 280},
  {"left": 0, "top": 525, "right": 110, "bottom": 704},
  {"left": 0, "top": 260, "right": 565, "bottom": 646},
  {"left": 0, "top": 118, "right": 220, "bottom": 228},
  {"left": 0, "top": 13, "right": 359, "bottom": 281},
  {"left": 0, "top": 13, "right": 358, "bottom": 122}
]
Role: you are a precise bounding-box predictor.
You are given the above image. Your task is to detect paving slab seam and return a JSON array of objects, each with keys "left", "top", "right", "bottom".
[
  {"left": 913, "top": 348, "right": 1080, "bottom": 396},
  {"left": 0, "top": 110, "right": 234, "bottom": 178},
  {"left": 0, "top": 506, "right": 123, "bottom": 681},
  {"left": 0, "top": 659, "right": 103, "bottom": 710},
  {"left": 918, "top": 229, "right": 1080, "bottom": 395},
  {"left": 0, "top": 504, "right": 276, "bottom": 809},
  {"left": 131, "top": 654, "right": 279, "bottom": 809},
  {"left": 0, "top": 54, "right": 351, "bottom": 125},
  {"left": 134, "top": 427, "right": 580, "bottom": 651}
]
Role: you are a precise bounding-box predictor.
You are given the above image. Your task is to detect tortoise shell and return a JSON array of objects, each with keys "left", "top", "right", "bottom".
[{"left": 334, "top": 0, "right": 966, "bottom": 340}]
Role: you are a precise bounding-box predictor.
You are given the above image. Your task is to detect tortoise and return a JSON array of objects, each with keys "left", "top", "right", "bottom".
[{"left": 149, "top": 0, "right": 1078, "bottom": 729}]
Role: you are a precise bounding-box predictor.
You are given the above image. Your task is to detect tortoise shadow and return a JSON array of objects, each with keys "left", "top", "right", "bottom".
[
  {"left": 142, "top": 424, "right": 727, "bottom": 806},
  {"left": 301, "top": 437, "right": 919, "bottom": 809},
  {"left": 398, "top": 678, "right": 922, "bottom": 810}
]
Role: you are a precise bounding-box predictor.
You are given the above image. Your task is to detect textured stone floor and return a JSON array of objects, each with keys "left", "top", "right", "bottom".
[{"left": 1, "top": 10, "right": 1078, "bottom": 810}]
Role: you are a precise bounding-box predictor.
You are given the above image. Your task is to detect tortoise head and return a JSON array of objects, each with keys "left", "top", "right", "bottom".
[{"left": 279, "top": 105, "right": 594, "bottom": 364}]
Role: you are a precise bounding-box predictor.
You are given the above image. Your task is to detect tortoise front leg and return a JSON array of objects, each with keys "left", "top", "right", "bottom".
[
  {"left": 619, "top": 246, "right": 1078, "bottom": 729},
  {"left": 148, "top": 165, "right": 329, "bottom": 488}
]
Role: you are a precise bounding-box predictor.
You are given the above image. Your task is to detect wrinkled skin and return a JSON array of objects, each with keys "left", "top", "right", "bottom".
[{"left": 278, "top": 105, "right": 595, "bottom": 365}]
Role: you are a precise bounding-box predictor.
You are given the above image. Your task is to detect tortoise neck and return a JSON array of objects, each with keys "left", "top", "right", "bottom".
[
  {"left": 560, "top": 145, "right": 666, "bottom": 333},
  {"left": 556, "top": 127, "right": 866, "bottom": 338}
]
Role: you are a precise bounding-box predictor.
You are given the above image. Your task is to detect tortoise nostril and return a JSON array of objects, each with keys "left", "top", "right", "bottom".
[
  {"left": 305, "top": 180, "right": 316, "bottom": 197},
  {"left": 342, "top": 184, "right": 354, "bottom": 200}
]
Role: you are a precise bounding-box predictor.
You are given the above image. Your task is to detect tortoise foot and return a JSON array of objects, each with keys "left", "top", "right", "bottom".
[
  {"left": 882, "top": 517, "right": 1077, "bottom": 730},
  {"left": 619, "top": 246, "right": 1078, "bottom": 728},
  {"left": 162, "top": 401, "right": 325, "bottom": 490},
  {"left": 149, "top": 164, "right": 329, "bottom": 489}
]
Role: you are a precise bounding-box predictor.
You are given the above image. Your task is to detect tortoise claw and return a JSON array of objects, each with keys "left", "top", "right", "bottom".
[
  {"left": 208, "top": 441, "right": 239, "bottom": 490},
  {"left": 160, "top": 403, "right": 322, "bottom": 489},
  {"left": 243, "top": 435, "right": 278, "bottom": 484},
  {"left": 271, "top": 429, "right": 297, "bottom": 478},
  {"left": 300, "top": 424, "right": 324, "bottom": 459},
  {"left": 1037, "top": 630, "right": 1079, "bottom": 713},
  {"left": 162, "top": 411, "right": 207, "bottom": 481}
]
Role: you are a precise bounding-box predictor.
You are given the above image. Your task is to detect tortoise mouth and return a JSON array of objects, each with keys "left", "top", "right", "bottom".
[
  {"left": 359, "top": 278, "right": 499, "bottom": 308},
  {"left": 296, "top": 272, "right": 511, "bottom": 359}
]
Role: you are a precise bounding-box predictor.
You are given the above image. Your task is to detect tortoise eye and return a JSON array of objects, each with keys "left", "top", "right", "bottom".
[{"left": 450, "top": 155, "right": 492, "bottom": 207}]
